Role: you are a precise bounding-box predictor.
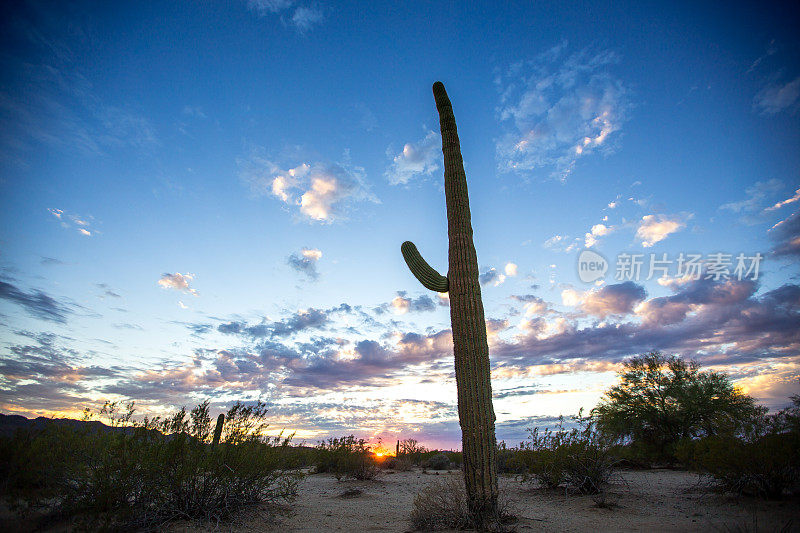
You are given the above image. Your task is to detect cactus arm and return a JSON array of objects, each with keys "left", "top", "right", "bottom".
[{"left": 401, "top": 241, "right": 449, "bottom": 293}]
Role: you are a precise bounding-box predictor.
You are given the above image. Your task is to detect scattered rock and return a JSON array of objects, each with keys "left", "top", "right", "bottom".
[{"left": 338, "top": 488, "right": 363, "bottom": 499}]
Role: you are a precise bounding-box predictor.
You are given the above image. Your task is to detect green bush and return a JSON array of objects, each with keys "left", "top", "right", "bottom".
[
  {"left": 315, "top": 435, "right": 380, "bottom": 480},
  {"left": 0, "top": 400, "right": 302, "bottom": 530},
  {"left": 423, "top": 453, "right": 452, "bottom": 470},
  {"left": 676, "top": 395, "right": 800, "bottom": 499},
  {"left": 519, "top": 413, "right": 616, "bottom": 494},
  {"left": 496, "top": 441, "right": 526, "bottom": 475}
]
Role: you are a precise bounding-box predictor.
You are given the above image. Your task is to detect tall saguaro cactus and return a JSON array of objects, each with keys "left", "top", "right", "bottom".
[{"left": 401, "top": 82, "right": 499, "bottom": 523}]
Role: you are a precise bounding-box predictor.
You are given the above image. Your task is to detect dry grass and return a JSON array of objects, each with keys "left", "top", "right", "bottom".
[{"left": 409, "top": 477, "right": 516, "bottom": 531}]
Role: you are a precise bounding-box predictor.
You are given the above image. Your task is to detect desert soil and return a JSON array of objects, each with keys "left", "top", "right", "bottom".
[{"left": 170, "top": 468, "right": 799, "bottom": 532}]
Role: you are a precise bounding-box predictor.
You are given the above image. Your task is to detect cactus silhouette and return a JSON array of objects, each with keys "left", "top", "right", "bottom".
[
  {"left": 401, "top": 81, "right": 499, "bottom": 523},
  {"left": 211, "top": 413, "right": 224, "bottom": 448}
]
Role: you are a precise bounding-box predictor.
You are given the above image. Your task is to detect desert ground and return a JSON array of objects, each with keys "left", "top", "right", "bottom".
[{"left": 170, "top": 469, "right": 798, "bottom": 532}]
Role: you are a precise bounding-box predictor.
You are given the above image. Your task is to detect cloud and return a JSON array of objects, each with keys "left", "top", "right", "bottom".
[
  {"left": 291, "top": 6, "right": 324, "bottom": 32},
  {"left": 584, "top": 223, "right": 613, "bottom": 248},
  {"left": 543, "top": 234, "right": 580, "bottom": 253},
  {"left": 0, "top": 332, "right": 124, "bottom": 415},
  {"left": 3, "top": 276, "right": 798, "bottom": 436},
  {"left": 390, "top": 292, "right": 436, "bottom": 314},
  {"left": 561, "top": 281, "right": 646, "bottom": 318},
  {"left": 494, "top": 278, "right": 800, "bottom": 375},
  {"left": 765, "top": 187, "right": 800, "bottom": 212},
  {"left": 96, "top": 283, "right": 121, "bottom": 298},
  {"left": 246, "top": 0, "right": 294, "bottom": 14},
  {"left": 720, "top": 179, "right": 785, "bottom": 224},
  {"left": 769, "top": 211, "right": 800, "bottom": 258},
  {"left": 0, "top": 280, "right": 74, "bottom": 323},
  {"left": 240, "top": 154, "right": 375, "bottom": 223},
  {"left": 0, "top": 30, "right": 157, "bottom": 162},
  {"left": 754, "top": 76, "right": 800, "bottom": 115},
  {"left": 636, "top": 213, "right": 688, "bottom": 247},
  {"left": 287, "top": 247, "right": 322, "bottom": 280},
  {"left": 245, "top": 1, "right": 324, "bottom": 32},
  {"left": 157, "top": 273, "right": 198, "bottom": 295},
  {"left": 496, "top": 43, "right": 630, "bottom": 180},
  {"left": 216, "top": 305, "right": 353, "bottom": 339},
  {"left": 47, "top": 208, "right": 97, "bottom": 236},
  {"left": 479, "top": 267, "right": 506, "bottom": 286},
  {"left": 514, "top": 294, "right": 550, "bottom": 316},
  {"left": 181, "top": 105, "right": 207, "bottom": 119},
  {"left": 385, "top": 130, "right": 441, "bottom": 185}
]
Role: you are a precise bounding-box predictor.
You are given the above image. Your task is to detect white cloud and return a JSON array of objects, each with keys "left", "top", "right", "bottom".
[
  {"left": 302, "top": 248, "right": 322, "bottom": 261},
  {"left": 291, "top": 6, "right": 324, "bottom": 32},
  {"left": 496, "top": 44, "right": 630, "bottom": 180},
  {"left": 636, "top": 214, "right": 688, "bottom": 247},
  {"left": 247, "top": 0, "right": 294, "bottom": 14},
  {"left": 544, "top": 234, "right": 580, "bottom": 253},
  {"left": 47, "top": 208, "right": 97, "bottom": 236},
  {"left": 385, "top": 130, "right": 441, "bottom": 185},
  {"left": 504, "top": 262, "right": 518, "bottom": 276},
  {"left": 181, "top": 105, "right": 207, "bottom": 119},
  {"left": 584, "top": 223, "right": 612, "bottom": 248},
  {"left": 754, "top": 77, "right": 800, "bottom": 115},
  {"left": 245, "top": 1, "right": 324, "bottom": 32},
  {"left": 765, "top": 187, "right": 800, "bottom": 212},
  {"left": 158, "top": 273, "right": 198, "bottom": 296},
  {"left": 240, "top": 153, "right": 375, "bottom": 223}
]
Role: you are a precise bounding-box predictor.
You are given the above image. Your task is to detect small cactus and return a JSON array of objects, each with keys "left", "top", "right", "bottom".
[
  {"left": 401, "top": 82, "right": 499, "bottom": 524},
  {"left": 211, "top": 413, "right": 224, "bottom": 448}
]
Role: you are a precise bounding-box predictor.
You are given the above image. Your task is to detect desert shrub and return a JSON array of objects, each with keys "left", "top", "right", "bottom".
[
  {"left": 676, "top": 395, "right": 800, "bottom": 499},
  {"left": 496, "top": 441, "right": 526, "bottom": 475},
  {"left": 384, "top": 456, "right": 413, "bottom": 471},
  {"left": 423, "top": 453, "right": 452, "bottom": 471},
  {"left": 448, "top": 450, "right": 463, "bottom": 468},
  {"left": 409, "top": 477, "right": 514, "bottom": 531},
  {"left": 397, "top": 438, "right": 429, "bottom": 465},
  {"left": 315, "top": 435, "right": 380, "bottom": 481},
  {"left": 520, "top": 412, "right": 616, "bottom": 494},
  {"left": 410, "top": 477, "right": 472, "bottom": 531},
  {"left": 0, "top": 400, "right": 302, "bottom": 530}
]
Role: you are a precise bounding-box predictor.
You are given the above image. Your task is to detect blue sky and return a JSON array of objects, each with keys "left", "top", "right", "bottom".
[{"left": 1, "top": 1, "right": 798, "bottom": 449}]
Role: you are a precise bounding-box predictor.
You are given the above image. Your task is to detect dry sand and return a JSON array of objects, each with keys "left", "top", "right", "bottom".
[{"left": 172, "top": 468, "right": 799, "bottom": 532}]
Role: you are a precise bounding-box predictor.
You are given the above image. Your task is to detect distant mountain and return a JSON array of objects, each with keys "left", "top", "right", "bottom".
[{"left": 0, "top": 413, "right": 131, "bottom": 438}]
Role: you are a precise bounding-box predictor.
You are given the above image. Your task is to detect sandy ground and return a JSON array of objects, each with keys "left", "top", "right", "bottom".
[{"left": 170, "top": 468, "right": 799, "bottom": 532}]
